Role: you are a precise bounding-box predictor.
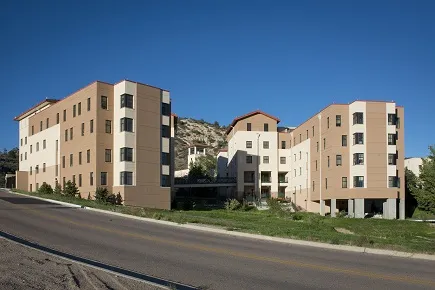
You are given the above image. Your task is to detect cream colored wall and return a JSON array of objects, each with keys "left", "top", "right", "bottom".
[{"left": 349, "top": 101, "right": 367, "bottom": 188}]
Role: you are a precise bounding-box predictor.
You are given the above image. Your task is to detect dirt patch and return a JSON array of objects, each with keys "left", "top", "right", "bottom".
[{"left": 334, "top": 227, "right": 355, "bottom": 235}]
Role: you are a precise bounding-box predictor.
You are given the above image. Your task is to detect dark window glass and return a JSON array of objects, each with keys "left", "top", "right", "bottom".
[
  {"left": 247, "top": 123, "right": 251, "bottom": 131},
  {"left": 246, "top": 141, "right": 252, "bottom": 148},
  {"left": 353, "top": 112, "right": 363, "bottom": 124},
  {"left": 342, "top": 135, "right": 347, "bottom": 146},
  {"left": 353, "top": 133, "right": 364, "bottom": 145},
  {"left": 246, "top": 156, "right": 252, "bottom": 163},
  {"left": 121, "top": 94, "right": 133, "bottom": 108},
  {"left": 73, "top": 104, "right": 76, "bottom": 117},
  {"left": 105, "top": 120, "right": 112, "bottom": 133},
  {"left": 353, "top": 176, "right": 364, "bottom": 187},
  {"left": 162, "top": 125, "right": 170, "bottom": 137},
  {"left": 120, "top": 147, "right": 133, "bottom": 161},
  {"left": 56, "top": 113, "right": 60, "bottom": 124},
  {"left": 121, "top": 118, "right": 133, "bottom": 132},
  {"left": 342, "top": 177, "right": 347, "bottom": 188},
  {"left": 336, "top": 155, "right": 342, "bottom": 166},
  {"left": 353, "top": 153, "right": 364, "bottom": 165},
  {"left": 87, "top": 97, "right": 91, "bottom": 111},
  {"left": 105, "top": 149, "right": 112, "bottom": 162},
  {"left": 78, "top": 102, "right": 81, "bottom": 115},
  {"left": 120, "top": 171, "right": 133, "bottom": 185},
  {"left": 87, "top": 149, "right": 91, "bottom": 163},
  {"left": 90, "top": 172, "right": 94, "bottom": 186},
  {"left": 161, "top": 152, "right": 170, "bottom": 165},
  {"left": 90, "top": 119, "right": 94, "bottom": 133},
  {"left": 264, "top": 123, "right": 268, "bottom": 132},
  {"left": 263, "top": 141, "right": 269, "bottom": 149},
  {"left": 162, "top": 103, "right": 170, "bottom": 116},
  {"left": 281, "top": 141, "right": 286, "bottom": 149},
  {"left": 388, "top": 154, "right": 397, "bottom": 165},
  {"left": 336, "top": 115, "right": 341, "bottom": 127},
  {"left": 101, "top": 172, "right": 107, "bottom": 186},
  {"left": 161, "top": 174, "right": 170, "bottom": 187},
  {"left": 101, "top": 96, "right": 108, "bottom": 109},
  {"left": 388, "top": 134, "right": 397, "bottom": 145}
]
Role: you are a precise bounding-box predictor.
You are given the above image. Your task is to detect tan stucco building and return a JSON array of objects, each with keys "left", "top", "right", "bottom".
[
  {"left": 14, "top": 80, "right": 177, "bottom": 209},
  {"left": 220, "top": 101, "right": 405, "bottom": 219}
]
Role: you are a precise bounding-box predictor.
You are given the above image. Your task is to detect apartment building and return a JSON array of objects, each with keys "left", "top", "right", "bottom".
[
  {"left": 220, "top": 101, "right": 405, "bottom": 219},
  {"left": 14, "top": 80, "right": 176, "bottom": 210}
]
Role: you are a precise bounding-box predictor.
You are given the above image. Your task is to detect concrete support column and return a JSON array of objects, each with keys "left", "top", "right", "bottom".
[
  {"left": 330, "top": 199, "right": 337, "bottom": 217},
  {"left": 399, "top": 199, "right": 405, "bottom": 220},
  {"left": 354, "top": 198, "right": 365, "bottom": 219},
  {"left": 348, "top": 199, "right": 354, "bottom": 217},
  {"left": 384, "top": 198, "right": 397, "bottom": 220},
  {"left": 319, "top": 200, "right": 325, "bottom": 216}
]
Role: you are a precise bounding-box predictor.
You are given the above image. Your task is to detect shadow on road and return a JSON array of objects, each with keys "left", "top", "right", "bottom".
[{"left": 0, "top": 197, "right": 56, "bottom": 205}]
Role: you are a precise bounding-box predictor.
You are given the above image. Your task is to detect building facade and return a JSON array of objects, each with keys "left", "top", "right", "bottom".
[
  {"left": 220, "top": 101, "right": 405, "bottom": 219},
  {"left": 14, "top": 80, "right": 176, "bottom": 209},
  {"left": 405, "top": 157, "right": 423, "bottom": 177}
]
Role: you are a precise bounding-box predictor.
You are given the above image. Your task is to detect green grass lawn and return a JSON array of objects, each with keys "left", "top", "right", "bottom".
[{"left": 11, "top": 189, "right": 435, "bottom": 254}]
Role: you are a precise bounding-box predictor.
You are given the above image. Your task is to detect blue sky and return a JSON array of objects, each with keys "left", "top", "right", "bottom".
[{"left": 0, "top": 0, "right": 433, "bottom": 157}]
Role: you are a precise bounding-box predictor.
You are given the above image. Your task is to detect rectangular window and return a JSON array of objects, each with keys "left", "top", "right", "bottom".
[
  {"left": 299, "top": 151, "right": 302, "bottom": 160},
  {"left": 120, "top": 94, "right": 133, "bottom": 108},
  {"left": 87, "top": 149, "right": 91, "bottom": 163},
  {"left": 161, "top": 174, "right": 171, "bottom": 187},
  {"left": 246, "top": 141, "right": 252, "bottom": 148},
  {"left": 263, "top": 156, "right": 269, "bottom": 164},
  {"left": 62, "top": 156, "right": 65, "bottom": 168},
  {"left": 63, "top": 177, "right": 66, "bottom": 188},
  {"left": 312, "top": 126, "right": 314, "bottom": 137},
  {"left": 30, "top": 166, "right": 32, "bottom": 175},
  {"left": 294, "top": 154, "right": 296, "bottom": 161},
  {"left": 56, "top": 113, "right": 59, "bottom": 124},
  {"left": 105, "top": 149, "right": 112, "bottom": 162},
  {"left": 87, "top": 97, "right": 91, "bottom": 111},
  {"left": 353, "top": 153, "right": 364, "bottom": 165},
  {"left": 281, "top": 141, "right": 286, "bottom": 149},
  {"left": 120, "top": 147, "right": 133, "bottom": 161},
  {"left": 70, "top": 128, "right": 73, "bottom": 140},
  {"left": 120, "top": 171, "right": 133, "bottom": 185},
  {"left": 280, "top": 157, "right": 286, "bottom": 164},
  {"left": 388, "top": 134, "right": 397, "bottom": 145},
  {"left": 353, "top": 112, "right": 363, "bottom": 124},
  {"left": 247, "top": 123, "right": 251, "bottom": 131},
  {"left": 31, "top": 125, "right": 34, "bottom": 135},
  {"left": 105, "top": 120, "right": 112, "bottom": 134},
  {"left": 342, "top": 135, "right": 347, "bottom": 146},
  {"left": 40, "top": 120, "right": 43, "bottom": 132},
  {"left": 25, "top": 152, "right": 27, "bottom": 160},
  {"left": 36, "top": 142, "right": 39, "bottom": 152},
  {"left": 43, "top": 139, "right": 46, "bottom": 149},
  {"left": 299, "top": 134, "right": 301, "bottom": 143},
  {"left": 327, "top": 117, "right": 330, "bottom": 129},
  {"left": 120, "top": 118, "right": 133, "bottom": 132},
  {"left": 90, "top": 119, "right": 94, "bottom": 133},
  {"left": 162, "top": 125, "right": 170, "bottom": 137},
  {"left": 30, "top": 145, "right": 32, "bottom": 154},
  {"left": 325, "top": 178, "right": 328, "bottom": 189},
  {"left": 306, "top": 130, "right": 308, "bottom": 139},
  {"left": 55, "top": 164, "right": 58, "bottom": 176},
  {"left": 81, "top": 123, "right": 85, "bottom": 136},
  {"left": 299, "top": 167, "right": 302, "bottom": 176},
  {"left": 323, "top": 138, "right": 326, "bottom": 149},
  {"left": 327, "top": 156, "right": 330, "bottom": 167},
  {"left": 388, "top": 153, "right": 397, "bottom": 165},
  {"left": 20, "top": 154, "right": 22, "bottom": 161},
  {"left": 389, "top": 176, "right": 398, "bottom": 188},
  {"left": 312, "top": 181, "right": 315, "bottom": 191},
  {"left": 72, "top": 175, "right": 76, "bottom": 185},
  {"left": 78, "top": 102, "right": 81, "bottom": 115},
  {"left": 63, "top": 109, "right": 67, "bottom": 122},
  {"left": 336, "top": 115, "right": 341, "bottom": 127},
  {"left": 246, "top": 155, "right": 252, "bottom": 163},
  {"left": 264, "top": 123, "right": 269, "bottom": 132},
  {"left": 46, "top": 118, "right": 49, "bottom": 129},
  {"left": 78, "top": 174, "right": 82, "bottom": 187},
  {"left": 263, "top": 141, "right": 269, "bottom": 149},
  {"left": 79, "top": 152, "right": 82, "bottom": 165},
  {"left": 101, "top": 96, "right": 108, "bottom": 109},
  {"left": 56, "top": 140, "right": 58, "bottom": 151},
  {"left": 100, "top": 172, "right": 108, "bottom": 186},
  {"left": 388, "top": 114, "right": 397, "bottom": 125},
  {"left": 70, "top": 154, "right": 73, "bottom": 167},
  {"left": 161, "top": 152, "right": 170, "bottom": 165},
  {"left": 353, "top": 176, "right": 364, "bottom": 187},
  {"left": 162, "top": 103, "right": 170, "bottom": 116},
  {"left": 342, "top": 177, "right": 348, "bottom": 188},
  {"left": 73, "top": 104, "right": 76, "bottom": 117},
  {"left": 316, "top": 142, "right": 319, "bottom": 152},
  {"left": 90, "top": 172, "right": 94, "bottom": 186},
  {"left": 65, "top": 129, "right": 68, "bottom": 141},
  {"left": 315, "top": 160, "right": 318, "bottom": 171},
  {"left": 336, "top": 155, "right": 342, "bottom": 166},
  {"left": 43, "top": 163, "right": 46, "bottom": 172},
  {"left": 353, "top": 133, "right": 364, "bottom": 145},
  {"left": 20, "top": 138, "right": 23, "bottom": 146}
]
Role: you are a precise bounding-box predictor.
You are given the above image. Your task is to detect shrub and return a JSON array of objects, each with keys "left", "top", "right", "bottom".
[
  {"left": 291, "top": 212, "right": 304, "bottom": 221},
  {"left": 87, "top": 193, "right": 91, "bottom": 200},
  {"left": 63, "top": 181, "right": 79, "bottom": 197},
  {"left": 224, "top": 199, "right": 241, "bottom": 211},
  {"left": 38, "top": 182, "right": 53, "bottom": 195},
  {"left": 193, "top": 200, "right": 206, "bottom": 210},
  {"left": 106, "top": 193, "right": 116, "bottom": 205},
  {"left": 54, "top": 183, "right": 62, "bottom": 195},
  {"left": 94, "top": 187, "right": 110, "bottom": 203},
  {"left": 176, "top": 200, "right": 193, "bottom": 210},
  {"left": 115, "top": 193, "right": 123, "bottom": 205}
]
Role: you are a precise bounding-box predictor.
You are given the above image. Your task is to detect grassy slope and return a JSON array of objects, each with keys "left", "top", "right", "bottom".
[{"left": 12, "top": 189, "right": 435, "bottom": 254}]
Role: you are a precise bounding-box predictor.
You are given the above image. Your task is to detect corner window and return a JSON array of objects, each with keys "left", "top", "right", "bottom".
[
  {"left": 388, "top": 114, "right": 397, "bottom": 125},
  {"left": 247, "top": 123, "right": 251, "bottom": 131},
  {"left": 105, "top": 149, "right": 112, "bottom": 162},
  {"left": 353, "top": 176, "right": 364, "bottom": 187},
  {"left": 101, "top": 96, "right": 108, "bottom": 110},
  {"left": 121, "top": 118, "right": 133, "bottom": 132},
  {"left": 161, "top": 152, "right": 170, "bottom": 165},
  {"left": 120, "top": 171, "right": 133, "bottom": 185},
  {"left": 353, "top": 133, "right": 364, "bottom": 145},
  {"left": 161, "top": 174, "right": 171, "bottom": 187},
  {"left": 353, "top": 153, "right": 364, "bottom": 165},
  {"left": 388, "top": 154, "right": 397, "bottom": 165},
  {"left": 121, "top": 94, "right": 133, "bottom": 109},
  {"left": 100, "top": 172, "right": 108, "bottom": 186},
  {"left": 336, "top": 115, "right": 341, "bottom": 127},
  {"left": 246, "top": 141, "right": 252, "bottom": 148},
  {"left": 246, "top": 155, "right": 252, "bottom": 163},
  {"left": 264, "top": 123, "right": 269, "bottom": 132},
  {"left": 388, "top": 134, "right": 397, "bottom": 145},
  {"left": 162, "top": 125, "right": 170, "bottom": 137},
  {"left": 263, "top": 141, "right": 269, "bottom": 149},
  {"left": 162, "top": 103, "right": 170, "bottom": 116},
  {"left": 120, "top": 147, "right": 133, "bottom": 162},
  {"left": 353, "top": 112, "right": 363, "bottom": 125},
  {"left": 388, "top": 176, "right": 398, "bottom": 188}
]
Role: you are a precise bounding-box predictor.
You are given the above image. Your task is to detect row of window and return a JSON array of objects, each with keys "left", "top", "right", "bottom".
[{"left": 312, "top": 175, "right": 399, "bottom": 190}]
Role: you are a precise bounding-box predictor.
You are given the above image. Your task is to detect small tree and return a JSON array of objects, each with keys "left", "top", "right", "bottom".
[
  {"left": 195, "top": 154, "right": 217, "bottom": 178},
  {"left": 116, "top": 192, "right": 123, "bottom": 205},
  {"left": 63, "top": 181, "right": 79, "bottom": 197},
  {"left": 38, "top": 182, "right": 53, "bottom": 195},
  {"left": 94, "top": 187, "right": 110, "bottom": 203},
  {"left": 410, "top": 146, "right": 435, "bottom": 214},
  {"left": 54, "top": 183, "right": 62, "bottom": 195}
]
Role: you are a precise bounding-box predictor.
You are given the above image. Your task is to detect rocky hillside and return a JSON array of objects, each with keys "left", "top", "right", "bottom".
[{"left": 174, "top": 118, "right": 227, "bottom": 170}]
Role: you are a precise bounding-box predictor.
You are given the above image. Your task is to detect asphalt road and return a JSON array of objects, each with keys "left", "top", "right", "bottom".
[{"left": 1, "top": 189, "right": 435, "bottom": 290}]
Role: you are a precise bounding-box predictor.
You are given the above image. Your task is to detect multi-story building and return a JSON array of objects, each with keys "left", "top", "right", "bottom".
[
  {"left": 14, "top": 80, "right": 176, "bottom": 210},
  {"left": 220, "top": 101, "right": 405, "bottom": 219},
  {"left": 405, "top": 157, "right": 423, "bottom": 177}
]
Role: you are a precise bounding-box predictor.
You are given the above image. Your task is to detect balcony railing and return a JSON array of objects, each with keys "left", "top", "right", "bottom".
[
  {"left": 261, "top": 177, "right": 272, "bottom": 183},
  {"left": 278, "top": 177, "right": 288, "bottom": 183},
  {"left": 174, "top": 177, "right": 237, "bottom": 185}
]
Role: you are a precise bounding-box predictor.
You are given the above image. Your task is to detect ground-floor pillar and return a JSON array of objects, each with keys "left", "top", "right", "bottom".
[
  {"left": 348, "top": 199, "right": 354, "bottom": 218},
  {"left": 383, "top": 198, "right": 397, "bottom": 220},
  {"left": 319, "top": 200, "right": 325, "bottom": 216},
  {"left": 330, "top": 199, "right": 337, "bottom": 217},
  {"left": 354, "top": 198, "right": 365, "bottom": 218},
  {"left": 399, "top": 199, "right": 405, "bottom": 220}
]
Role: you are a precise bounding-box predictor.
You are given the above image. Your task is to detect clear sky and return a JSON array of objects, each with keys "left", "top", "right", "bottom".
[{"left": 1, "top": 0, "right": 433, "bottom": 157}]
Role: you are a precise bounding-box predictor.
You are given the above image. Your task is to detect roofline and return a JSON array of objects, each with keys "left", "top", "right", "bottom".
[
  {"left": 115, "top": 79, "right": 170, "bottom": 92},
  {"left": 225, "top": 110, "right": 280, "bottom": 135},
  {"left": 14, "top": 99, "right": 59, "bottom": 121}
]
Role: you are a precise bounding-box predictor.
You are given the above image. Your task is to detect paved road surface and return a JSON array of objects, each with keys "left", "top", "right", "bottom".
[{"left": 1, "top": 189, "right": 434, "bottom": 290}]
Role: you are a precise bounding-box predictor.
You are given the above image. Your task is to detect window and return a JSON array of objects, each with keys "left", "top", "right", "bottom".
[
  {"left": 30, "top": 166, "right": 32, "bottom": 175},
  {"left": 246, "top": 155, "right": 252, "bottom": 163},
  {"left": 70, "top": 128, "right": 73, "bottom": 140},
  {"left": 327, "top": 156, "right": 330, "bottom": 167},
  {"left": 299, "top": 151, "right": 302, "bottom": 160},
  {"left": 264, "top": 123, "right": 268, "bottom": 132},
  {"left": 73, "top": 104, "right": 76, "bottom": 117},
  {"left": 323, "top": 138, "right": 326, "bottom": 149},
  {"left": 56, "top": 113, "right": 59, "bottom": 124},
  {"left": 90, "top": 172, "right": 94, "bottom": 186},
  {"left": 389, "top": 176, "right": 398, "bottom": 188},
  {"left": 120, "top": 147, "right": 133, "bottom": 161},
  {"left": 25, "top": 152, "right": 27, "bottom": 160},
  {"left": 35, "top": 165, "right": 39, "bottom": 174},
  {"left": 325, "top": 178, "right": 328, "bottom": 189},
  {"left": 25, "top": 137, "right": 27, "bottom": 144},
  {"left": 31, "top": 126, "right": 34, "bottom": 135},
  {"left": 161, "top": 152, "right": 170, "bottom": 165},
  {"left": 353, "top": 112, "right": 363, "bottom": 124},
  {"left": 87, "top": 97, "right": 91, "bottom": 111},
  {"left": 36, "top": 183, "right": 39, "bottom": 191},
  {"left": 353, "top": 133, "right": 364, "bottom": 145},
  {"left": 247, "top": 123, "right": 251, "bottom": 131},
  {"left": 63, "top": 109, "right": 67, "bottom": 122},
  {"left": 36, "top": 142, "right": 39, "bottom": 152},
  {"left": 388, "top": 154, "right": 397, "bottom": 165},
  {"left": 263, "top": 141, "right": 269, "bottom": 149},
  {"left": 162, "top": 103, "right": 170, "bottom": 116},
  {"left": 294, "top": 137, "right": 296, "bottom": 146},
  {"left": 43, "top": 163, "right": 46, "bottom": 172},
  {"left": 353, "top": 176, "right": 364, "bottom": 187},
  {"left": 105, "top": 120, "right": 112, "bottom": 134},
  {"left": 30, "top": 145, "right": 33, "bottom": 154},
  {"left": 78, "top": 174, "right": 82, "bottom": 187},
  {"left": 162, "top": 125, "right": 170, "bottom": 137},
  {"left": 56, "top": 140, "right": 58, "bottom": 151},
  {"left": 78, "top": 102, "right": 81, "bottom": 115},
  {"left": 87, "top": 149, "right": 91, "bottom": 163},
  {"left": 63, "top": 177, "right": 66, "bottom": 188},
  {"left": 81, "top": 123, "right": 85, "bottom": 136},
  {"left": 299, "top": 167, "right": 302, "bottom": 176},
  {"left": 79, "top": 152, "right": 82, "bottom": 165},
  {"left": 121, "top": 118, "right": 133, "bottom": 132},
  {"left": 315, "top": 160, "right": 318, "bottom": 171},
  {"left": 388, "top": 114, "right": 397, "bottom": 125},
  {"left": 312, "top": 126, "right": 315, "bottom": 136},
  {"left": 353, "top": 153, "right": 364, "bottom": 165},
  {"left": 299, "top": 134, "right": 301, "bottom": 143},
  {"left": 388, "top": 134, "right": 397, "bottom": 145},
  {"left": 280, "top": 157, "right": 286, "bottom": 164},
  {"left": 62, "top": 156, "right": 65, "bottom": 168},
  {"left": 312, "top": 181, "right": 315, "bottom": 191},
  {"left": 55, "top": 164, "right": 58, "bottom": 176},
  {"left": 342, "top": 135, "right": 347, "bottom": 146},
  {"left": 336, "top": 115, "right": 342, "bottom": 127},
  {"left": 90, "top": 120, "right": 94, "bottom": 133},
  {"left": 306, "top": 130, "right": 308, "bottom": 139},
  {"left": 70, "top": 154, "right": 73, "bottom": 167},
  {"left": 100, "top": 172, "right": 108, "bottom": 185},
  {"left": 64, "top": 129, "right": 68, "bottom": 141},
  {"left": 263, "top": 156, "right": 269, "bottom": 164},
  {"left": 281, "top": 141, "right": 286, "bottom": 149},
  {"left": 72, "top": 175, "right": 76, "bottom": 184},
  {"left": 105, "top": 149, "right": 112, "bottom": 162},
  {"left": 342, "top": 177, "right": 348, "bottom": 188},
  {"left": 120, "top": 171, "right": 133, "bottom": 185},
  {"left": 43, "top": 140, "right": 46, "bottom": 149},
  {"left": 336, "top": 155, "right": 342, "bottom": 166},
  {"left": 40, "top": 120, "right": 42, "bottom": 131},
  {"left": 327, "top": 117, "right": 330, "bottom": 129},
  {"left": 121, "top": 94, "right": 133, "bottom": 108},
  {"left": 101, "top": 96, "right": 108, "bottom": 109},
  {"left": 46, "top": 118, "right": 49, "bottom": 129},
  {"left": 20, "top": 154, "right": 22, "bottom": 161},
  {"left": 161, "top": 175, "right": 171, "bottom": 187},
  {"left": 246, "top": 141, "right": 252, "bottom": 148},
  {"left": 316, "top": 142, "right": 319, "bottom": 152}
]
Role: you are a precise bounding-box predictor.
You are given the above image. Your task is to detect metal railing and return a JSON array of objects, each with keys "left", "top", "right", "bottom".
[{"left": 174, "top": 177, "right": 237, "bottom": 185}]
